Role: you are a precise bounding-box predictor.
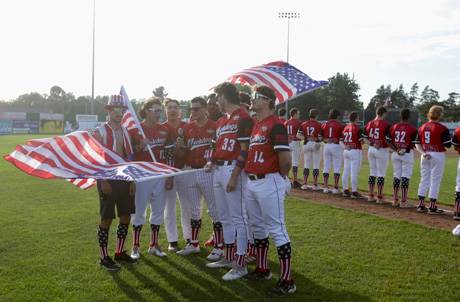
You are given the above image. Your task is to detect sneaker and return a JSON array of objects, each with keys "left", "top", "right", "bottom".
[
  {"left": 300, "top": 184, "right": 310, "bottom": 190},
  {"left": 176, "top": 243, "right": 200, "bottom": 256},
  {"left": 204, "top": 235, "right": 214, "bottom": 247},
  {"left": 131, "top": 246, "right": 140, "bottom": 260},
  {"left": 206, "top": 259, "right": 232, "bottom": 269},
  {"left": 168, "top": 242, "right": 179, "bottom": 252},
  {"left": 428, "top": 208, "right": 444, "bottom": 215},
  {"left": 207, "top": 248, "right": 224, "bottom": 261},
  {"left": 222, "top": 265, "right": 248, "bottom": 281},
  {"left": 245, "top": 268, "right": 272, "bottom": 280},
  {"left": 351, "top": 192, "right": 364, "bottom": 199},
  {"left": 367, "top": 195, "right": 376, "bottom": 202},
  {"left": 292, "top": 181, "right": 302, "bottom": 188},
  {"left": 100, "top": 256, "right": 121, "bottom": 272},
  {"left": 323, "top": 187, "right": 330, "bottom": 194},
  {"left": 399, "top": 201, "right": 412, "bottom": 208},
  {"left": 331, "top": 188, "right": 340, "bottom": 194},
  {"left": 342, "top": 190, "right": 351, "bottom": 197},
  {"left": 148, "top": 245, "right": 167, "bottom": 257},
  {"left": 114, "top": 251, "right": 137, "bottom": 264},
  {"left": 312, "top": 185, "right": 322, "bottom": 191},
  {"left": 417, "top": 206, "right": 428, "bottom": 213},
  {"left": 391, "top": 200, "right": 399, "bottom": 207},
  {"left": 271, "top": 279, "right": 297, "bottom": 295},
  {"left": 454, "top": 213, "right": 460, "bottom": 220}
]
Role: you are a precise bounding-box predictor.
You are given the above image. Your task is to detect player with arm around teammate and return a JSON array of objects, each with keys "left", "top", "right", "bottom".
[
  {"left": 415, "top": 105, "right": 451, "bottom": 214},
  {"left": 297, "top": 109, "right": 322, "bottom": 190},
  {"left": 284, "top": 108, "right": 302, "bottom": 188},
  {"left": 387, "top": 109, "right": 418, "bottom": 208},
  {"left": 341, "top": 112, "right": 365, "bottom": 199},
  {"left": 244, "top": 85, "right": 296, "bottom": 295}
]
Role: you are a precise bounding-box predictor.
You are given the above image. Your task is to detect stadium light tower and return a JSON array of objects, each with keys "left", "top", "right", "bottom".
[
  {"left": 278, "top": 12, "right": 300, "bottom": 64},
  {"left": 90, "top": 0, "right": 96, "bottom": 115}
]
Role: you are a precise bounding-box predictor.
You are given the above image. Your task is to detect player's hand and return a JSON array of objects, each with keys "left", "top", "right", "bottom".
[
  {"left": 423, "top": 153, "right": 432, "bottom": 160},
  {"left": 283, "top": 175, "right": 291, "bottom": 196},
  {"left": 165, "top": 177, "right": 174, "bottom": 190},
  {"left": 204, "top": 161, "right": 215, "bottom": 172},
  {"left": 101, "top": 180, "right": 112, "bottom": 195},
  {"left": 226, "top": 176, "right": 237, "bottom": 192},
  {"left": 397, "top": 149, "right": 406, "bottom": 156},
  {"left": 129, "top": 182, "right": 136, "bottom": 196}
]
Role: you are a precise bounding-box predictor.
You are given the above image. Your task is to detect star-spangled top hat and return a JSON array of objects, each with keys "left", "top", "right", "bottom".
[{"left": 105, "top": 94, "right": 127, "bottom": 109}]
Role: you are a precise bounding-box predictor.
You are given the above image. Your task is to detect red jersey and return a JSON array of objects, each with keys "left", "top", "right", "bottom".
[
  {"left": 388, "top": 122, "right": 418, "bottom": 151},
  {"left": 365, "top": 119, "right": 390, "bottom": 148},
  {"left": 184, "top": 119, "right": 216, "bottom": 168},
  {"left": 418, "top": 121, "right": 451, "bottom": 152},
  {"left": 299, "top": 120, "right": 322, "bottom": 144},
  {"left": 451, "top": 126, "right": 460, "bottom": 154},
  {"left": 284, "top": 118, "right": 302, "bottom": 142},
  {"left": 321, "top": 119, "right": 344, "bottom": 143},
  {"left": 129, "top": 122, "right": 173, "bottom": 164},
  {"left": 342, "top": 123, "right": 364, "bottom": 149},
  {"left": 213, "top": 108, "right": 253, "bottom": 161},
  {"left": 162, "top": 120, "right": 187, "bottom": 167},
  {"left": 278, "top": 117, "right": 286, "bottom": 124},
  {"left": 245, "top": 115, "right": 290, "bottom": 174}
]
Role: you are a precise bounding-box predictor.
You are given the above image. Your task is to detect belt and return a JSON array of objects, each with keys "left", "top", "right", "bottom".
[
  {"left": 215, "top": 160, "right": 233, "bottom": 166},
  {"left": 248, "top": 173, "right": 266, "bottom": 181}
]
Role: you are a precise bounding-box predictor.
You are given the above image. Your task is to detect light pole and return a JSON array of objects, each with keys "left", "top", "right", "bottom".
[
  {"left": 278, "top": 12, "right": 300, "bottom": 118},
  {"left": 90, "top": 0, "right": 96, "bottom": 115}
]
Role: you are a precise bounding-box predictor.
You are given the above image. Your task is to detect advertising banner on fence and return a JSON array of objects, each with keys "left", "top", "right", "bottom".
[
  {"left": 0, "top": 120, "right": 13, "bottom": 134},
  {"left": 39, "top": 120, "right": 64, "bottom": 134},
  {"left": 12, "top": 120, "right": 39, "bottom": 134}
]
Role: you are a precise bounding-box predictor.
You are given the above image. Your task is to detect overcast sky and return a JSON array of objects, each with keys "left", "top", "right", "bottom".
[{"left": 0, "top": 0, "right": 459, "bottom": 105}]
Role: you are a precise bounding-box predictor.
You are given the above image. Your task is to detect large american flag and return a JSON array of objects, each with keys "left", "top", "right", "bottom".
[
  {"left": 227, "top": 61, "right": 328, "bottom": 103},
  {"left": 4, "top": 131, "right": 181, "bottom": 190}
]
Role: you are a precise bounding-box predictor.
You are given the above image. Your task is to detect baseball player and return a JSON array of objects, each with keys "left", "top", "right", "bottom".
[
  {"left": 321, "top": 109, "right": 344, "bottom": 194},
  {"left": 207, "top": 93, "right": 224, "bottom": 122},
  {"left": 451, "top": 126, "right": 460, "bottom": 220},
  {"left": 297, "top": 109, "right": 322, "bottom": 190},
  {"left": 92, "top": 95, "right": 137, "bottom": 271},
  {"left": 342, "top": 111, "right": 365, "bottom": 198},
  {"left": 284, "top": 108, "right": 302, "bottom": 188},
  {"left": 162, "top": 98, "right": 190, "bottom": 252},
  {"left": 129, "top": 98, "right": 174, "bottom": 259},
  {"left": 387, "top": 109, "right": 418, "bottom": 208},
  {"left": 244, "top": 85, "right": 296, "bottom": 295},
  {"left": 415, "top": 105, "right": 451, "bottom": 214},
  {"left": 175, "top": 97, "right": 224, "bottom": 261},
  {"left": 364, "top": 106, "right": 391, "bottom": 203},
  {"left": 277, "top": 108, "right": 287, "bottom": 124},
  {"left": 204, "top": 82, "right": 253, "bottom": 281}
]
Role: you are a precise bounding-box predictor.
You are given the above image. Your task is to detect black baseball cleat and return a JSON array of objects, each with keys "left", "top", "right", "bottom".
[
  {"left": 428, "top": 208, "right": 444, "bottom": 215},
  {"left": 342, "top": 190, "right": 351, "bottom": 198},
  {"left": 417, "top": 206, "right": 428, "bottom": 213},
  {"left": 114, "top": 251, "right": 138, "bottom": 264},
  {"left": 292, "top": 181, "right": 302, "bottom": 188},
  {"left": 100, "top": 256, "right": 121, "bottom": 272},
  {"left": 271, "top": 279, "right": 297, "bottom": 295},
  {"left": 245, "top": 268, "right": 272, "bottom": 281}
]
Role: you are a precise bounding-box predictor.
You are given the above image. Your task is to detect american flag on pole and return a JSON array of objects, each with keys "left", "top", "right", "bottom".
[
  {"left": 120, "top": 86, "right": 139, "bottom": 132},
  {"left": 227, "top": 61, "right": 328, "bottom": 103},
  {"left": 3, "top": 131, "right": 181, "bottom": 190}
]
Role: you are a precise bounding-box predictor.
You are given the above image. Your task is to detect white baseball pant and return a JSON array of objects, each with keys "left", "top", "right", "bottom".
[
  {"left": 303, "top": 141, "right": 321, "bottom": 170},
  {"left": 323, "top": 143, "right": 343, "bottom": 174},
  {"left": 213, "top": 162, "right": 248, "bottom": 256},
  {"left": 417, "top": 152, "right": 445, "bottom": 200},
  {"left": 245, "top": 173, "right": 290, "bottom": 247},
  {"left": 131, "top": 178, "right": 166, "bottom": 226},
  {"left": 391, "top": 151, "right": 414, "bottom": 179},
  {"left": 183, "top": 169, "right": 219, "bottom": 222},
  {"left": 342, "top": 149, "right": 362, "bottom": 192},
  {"left": 164, "top": 174, "right": 192, "bottom": 242},
  {"left": 289, "top": 141, "right": 301, "bottom": 167},
  {"left": 456, "top": 158, "right": 460, "bottom": 192},
  {"left": 368, "top": 146, "right": 389, "bottom": 177}
]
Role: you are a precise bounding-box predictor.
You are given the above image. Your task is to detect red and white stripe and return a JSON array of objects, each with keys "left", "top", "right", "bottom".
[
  {"left": 257, "top": 245, "right": 269, "bottom": 271},
  {"left": 4, "top": 131, "right": 181, "bottom": 189},
  {"left": 150, "top": 228, "right": 159, "bottom": 247},
  {"left": 280, "top": 258, "right": 292, "bottom": 281},
  {"left": 116, "top": 236, "right": 126, "bottom": 255},
  {"left": 133, "top": 227, "right": 142, "bottom": 247}
]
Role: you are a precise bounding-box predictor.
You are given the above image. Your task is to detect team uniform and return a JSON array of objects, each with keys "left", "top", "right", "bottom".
[
  {"left": 284, "top": 117, "right": 302, "bottom": 183},
  {"left": 416, "top": 121, "right": 451, "bottom": 213},
  {"left": 364, "top": 119, "right": 391, "bottom": 202},
  {"left": 321, "top": 119, "right": 344, "bottom": 193},
  {"left": 207, "top": 108, "right": 253, "bottom": 278},
  {"left": 162, "top": 120, "right": 191, "bottom": 247},
  {"left": 298, "top": 119, "right": 322, "bottom": 190},
  {"left": 342, "top": 123, "right": 364, "bottom": 197},
  {"left": 245, "top": 114, "right": 295, "bottom": 293},
  {"left": 451, "top": 127, "right": 460, "bottom": 219},
  {"left": 177, "top": 119, "right": 223, "bottom": 258},
  {"left": 388, "top": 122, "right": 418, "bottom": 206},
  {"left": 129, "top": 122, "right": 174, "bottom": 258},
  {"left": 93, "top": 122, "right": 135, "bottom": 264},
  {"left": 278, "top": 117, "right": 286, "bottom": 124}
]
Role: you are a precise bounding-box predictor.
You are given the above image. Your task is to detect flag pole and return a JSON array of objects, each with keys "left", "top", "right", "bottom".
[{"left": 120, "top": 86, "right": 157, "bottom": 162}]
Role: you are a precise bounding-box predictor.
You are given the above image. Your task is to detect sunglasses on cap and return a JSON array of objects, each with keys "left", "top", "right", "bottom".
[
  {"left": 252, "top": 92, "right": 273, "bottom": 101},
  {"left": 148, "top": 108, "right": 163, "bottom": 113},
  {"left": 111, "top": 107, "right": 127, "bottom": 114}
]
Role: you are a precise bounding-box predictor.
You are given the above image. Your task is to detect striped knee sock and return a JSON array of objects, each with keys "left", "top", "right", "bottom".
[
  {"left": 377, "top": 177, "right": 385, "bottom": 199},
  {"left": 149, "top": 224, "right": 160, "bottom": 247},
  {"left": 277, "top": 243, "right": 292, "bottom": 282},
  {"left": 393, "top": 178, "right": 400, "bottom": 201},
  {"left": 401, "top": 177, "right": 409, "bottom": 202},
  {"left": 191, "top": 219, "right": 202, "bottom": 247},
  {"left": 97, "top": 226, "right": 109, "bottom": 260},
  {"left": 132, "top": 224, "right": 142, "bottom": 247},
  {"left": 333, "top": 173, "right": 340, "bottom": 189},
  {"left": 303, "top": 168, "right": 310, "bottom": 184},
  {"left": 255, "top": 237, "right": 269, "bottom": 271},
  {"left": 115, "top": 223, "right": 129, "bottom": 255},
  {"left": 313, "top": 169, "right": 319, "bottom": 186},
  {"left": 224, "top": 243, "right": 235, "bottom": 262}
]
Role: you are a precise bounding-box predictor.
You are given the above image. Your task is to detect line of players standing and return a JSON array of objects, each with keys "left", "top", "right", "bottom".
[
  {"left": 93, "top": 84, "right": 296, "bottom": 295},
  {"left": 282, "top": 104, "right": 460, "bottom": 219}
]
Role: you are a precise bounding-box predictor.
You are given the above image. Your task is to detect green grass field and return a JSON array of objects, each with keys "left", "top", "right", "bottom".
[{"left": 2, "top": 135, "right": 460, "bottom": 301}]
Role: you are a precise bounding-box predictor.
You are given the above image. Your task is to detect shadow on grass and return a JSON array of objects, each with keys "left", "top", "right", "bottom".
[{"left": 111, "top": 272, "right": 150, "bottom": 302}]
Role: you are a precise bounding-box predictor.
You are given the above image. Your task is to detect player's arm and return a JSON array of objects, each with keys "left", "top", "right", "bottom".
[
  {"left": 386, "top": 125, "right": 397, "bottom": 151},
  {"left": 452, "top": 129, "right": 460, "bottom": 152},
  {"left": 227, "top": 117, "right": 253, "bottom": 192},
  {"left": 271, "top": 123, "right": 291, "bottom": 176},
  {"left": 442, "top": 128, "right": 452, "bottom": 148},
  {"left": 296, "top": 124, "right": 305, "bottom": 140}
]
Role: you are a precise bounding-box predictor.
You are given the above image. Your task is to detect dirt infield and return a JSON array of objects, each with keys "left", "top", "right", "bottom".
[{"left": 290, "top": 188, "right": 459, "bottom": 231}]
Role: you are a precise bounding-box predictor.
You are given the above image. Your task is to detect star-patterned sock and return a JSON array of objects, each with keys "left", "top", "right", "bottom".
[
  {"left": 213, "top": 222, "right": 223, "bottom": 249},
  {"left": 191, "top": 219, "right": 202, "bottom": 247},
  {"left": 418, "top": 196, "right": 425, "bottom": 208},
  {"left": 97, "top": 226, "right": 109, "bottom": 260},
  {"left": 393, "top": 178, "right": 401, "bottom": 201},
  {"left": 277, "top": 242, "right": 292, "bottom": 282},
  {"left": 149, "top": 224, "right": 160, "bottom": 247},
  {"left": 323, "top": 173, "right": 329, "bottom": 188},
  {"left": 254, "top": 237, "right": 269, "bottom": 271},
  {"left": 429, "top": 198, "right": 437, "bottom": 210},
  {"left": 303, "top": 168, "right": 310, "bottom": 184},
  {"left": 333, "top": 173, "right": 340, "bottom": 189},
  {"left": 132, "top": 224, "right": 142, "bottom": 247},
  {"left": 377, "top": 177, "right": 385, "bottom": 199},
  {"left": 115, "top": 223, "right": 129, "bottom": 255},
  {"left": 224, "top": 243, "right": 235, "bottom": 262},
  {"left": 401, "top": 177, "right": 410, "bottom": 202},
  {"left": 368, "top": 176, "right": 376, "bottom": 197},
  {"left": 313, "top": 169, "right": 320, "bottom": 186}
]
